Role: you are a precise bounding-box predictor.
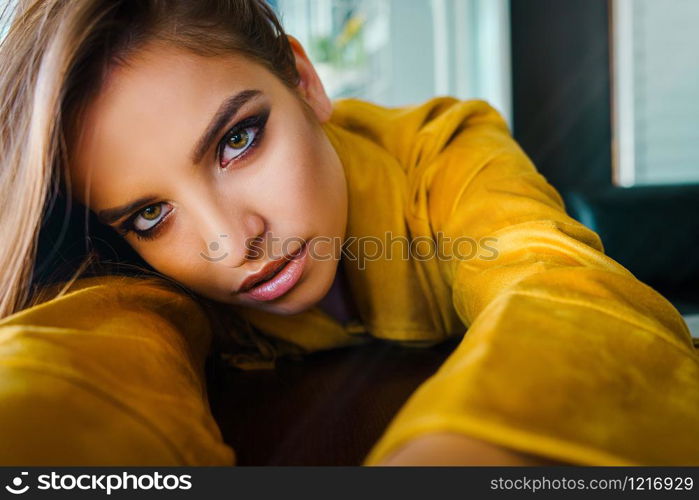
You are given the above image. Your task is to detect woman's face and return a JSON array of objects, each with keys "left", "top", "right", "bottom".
[{"left": 69, "top": 38, "right": 348, "bottom": 315}]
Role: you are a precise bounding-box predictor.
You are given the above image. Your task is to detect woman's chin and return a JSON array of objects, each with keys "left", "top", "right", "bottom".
[{"left": 244, "top": 292, "right": 322, "bottom": 316}]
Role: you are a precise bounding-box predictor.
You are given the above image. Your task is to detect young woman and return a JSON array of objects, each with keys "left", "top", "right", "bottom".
[{"left": 0, "top": 0, "right": 697, "bottom": 466}]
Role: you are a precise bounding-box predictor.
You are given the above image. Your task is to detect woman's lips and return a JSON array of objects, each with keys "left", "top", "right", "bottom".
[
  {"left": 236, "top": 243, "right": 308, "bottom": 302},
  {"left": 238, "top": 256, "right": 289, "bottom": 293}
]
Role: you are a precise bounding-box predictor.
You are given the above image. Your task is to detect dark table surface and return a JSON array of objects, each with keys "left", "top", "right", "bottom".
[
  {"left": 206, "top": 337, "right": 460, "bottom": 466},
  {"left": 205, "top": 288, "right": 699, "bottom": 466}
]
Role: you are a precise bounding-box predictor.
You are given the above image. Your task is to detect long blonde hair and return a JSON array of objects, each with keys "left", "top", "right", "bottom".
[{"left": 0, "top": 0, "right": 301, "bottom": 319}]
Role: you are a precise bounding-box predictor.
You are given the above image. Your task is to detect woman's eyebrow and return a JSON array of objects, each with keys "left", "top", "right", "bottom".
[{"left": 190, "top": 88, "right": 263, "bottom": 164}]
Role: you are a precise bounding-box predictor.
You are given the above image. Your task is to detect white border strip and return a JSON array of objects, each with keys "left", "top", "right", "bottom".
[{"left": 611, "top": 0, "right": 636, "bottom": 187}]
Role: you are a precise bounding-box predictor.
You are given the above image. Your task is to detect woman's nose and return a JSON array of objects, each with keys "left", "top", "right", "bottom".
[{"left": 198, "top": 213, "right": 266, "bottom": 268}]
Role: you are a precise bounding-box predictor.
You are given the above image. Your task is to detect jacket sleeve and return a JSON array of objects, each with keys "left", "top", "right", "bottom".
[
  {"left": 0, "top": 276, "right": 234, "bottom": 465},
  {"left": 363, "top": 100, "right": 699, "bottom": 465}
]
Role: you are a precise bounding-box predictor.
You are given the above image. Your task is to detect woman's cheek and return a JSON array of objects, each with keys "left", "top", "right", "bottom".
[{"left": 138, "top": 229, "right": 198, "bottom": 279}]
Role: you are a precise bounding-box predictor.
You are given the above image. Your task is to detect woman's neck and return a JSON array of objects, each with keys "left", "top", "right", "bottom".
[{"left": 316, "top": 260, "right": 360, "bottom": 325}]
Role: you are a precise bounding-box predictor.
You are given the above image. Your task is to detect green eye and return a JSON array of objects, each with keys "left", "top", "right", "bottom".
[
  {"left": 132, "top": 202, "right": 171, "bottom": 233},
  {"left": 217, "top": 110, "right": 269, "bottom": 168},
  {"left": 220, "top": 126, "right": 259, "bottom": 166},
  {"left": 141, "top": 205, "right": 161, "bottom": 221},
  {"left": 227, "top": 130, "right": 250, "bottom": 149}
]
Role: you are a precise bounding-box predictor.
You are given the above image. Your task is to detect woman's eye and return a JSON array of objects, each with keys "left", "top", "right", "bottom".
[
  {"left": 220, "top": 126, "right": 259, "bottom": 166},
  {"left": 133, "top": 203, "right": 172, "bottom": 232}
]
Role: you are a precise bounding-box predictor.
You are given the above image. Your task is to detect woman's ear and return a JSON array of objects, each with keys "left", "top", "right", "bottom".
[{"left": 287, "top": 34, "right": 333, "bottom": 123}]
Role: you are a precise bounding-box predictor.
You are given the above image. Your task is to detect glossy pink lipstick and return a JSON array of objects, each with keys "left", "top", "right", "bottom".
[{"left": 236, "top": 243, "right": 308, "bottom": 301}]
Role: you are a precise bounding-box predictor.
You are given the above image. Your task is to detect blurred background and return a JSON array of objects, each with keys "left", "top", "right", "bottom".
[
  {"left": 269, "top": 0, "right": 512, "bottom": 122},
  {"left": 269, "top": 0, "right": 699, "bottom": 327}
]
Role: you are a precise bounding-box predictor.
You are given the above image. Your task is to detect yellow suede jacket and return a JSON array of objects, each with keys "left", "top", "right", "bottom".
[{"left": 1, "top": 97, "right": 698, "bottom": 466}]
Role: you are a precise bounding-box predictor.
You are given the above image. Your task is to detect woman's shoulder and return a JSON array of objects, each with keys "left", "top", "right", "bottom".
[
  {"left": 329, "top": 95, "right": 503, "bottom": 123},
  {"left": 2, "top": 274, "right": 208, "bottom": 338},
  {"left": 29, "top": 274, "right": 190, "bottom": 308},
  {"left": 328, "top": 96, "right": 514, "bottom": 171}
]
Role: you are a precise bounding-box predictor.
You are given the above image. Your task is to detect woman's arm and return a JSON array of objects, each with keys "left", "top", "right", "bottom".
[
  {"left": 376, "top": 432, "right": 564, "bottom": 466},
  {"left": 363, "top": 99, "right": 699, "bottom": 466},
  {"left": 0, "top": 276, "right": 234, "bottom": 465}
]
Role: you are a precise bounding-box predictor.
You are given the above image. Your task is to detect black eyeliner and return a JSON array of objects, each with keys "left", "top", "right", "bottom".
[
  {"left": 216, "top": 107, "right": 270, "bottom": 166},
  {"left": 116, "top": 210, "right": 142, "bottom": 237},
  {"left": 116, "top": 205, "right": 163, "bottom": 240}
]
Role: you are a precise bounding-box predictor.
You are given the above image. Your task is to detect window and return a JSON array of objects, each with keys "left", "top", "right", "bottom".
[
  {"left": 612, "top": 0, "right": 699, "bottom": 186},
  {"left": 272, "top": 0, "right": 512, "bottom": 125}
]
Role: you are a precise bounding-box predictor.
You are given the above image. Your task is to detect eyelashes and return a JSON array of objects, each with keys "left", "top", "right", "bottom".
[
  {"left": 119, "top": 202, "right": 173, "bottom": 241},
  {"left": 217, "top": 108, "right": 269, "bottom": 168},
  {"left": 120, "top": 108, "right": 270, "bottom": 241},
  {"left": 122, "top": 202, "right": 174, "bottom": 241}
]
